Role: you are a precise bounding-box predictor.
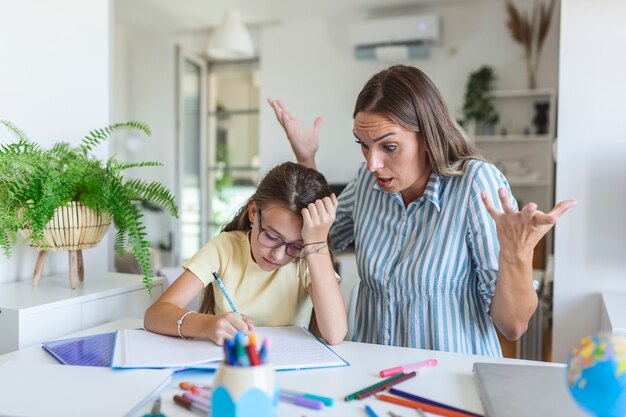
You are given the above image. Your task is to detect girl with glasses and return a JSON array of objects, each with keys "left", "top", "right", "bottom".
[{"left": 144, "top": 162, "right": 347, "bottom": 346}]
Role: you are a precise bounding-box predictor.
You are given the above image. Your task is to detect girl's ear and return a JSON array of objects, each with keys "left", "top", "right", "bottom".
[{"left": 247, "top": 199, "right": 257, "bottom": 223}]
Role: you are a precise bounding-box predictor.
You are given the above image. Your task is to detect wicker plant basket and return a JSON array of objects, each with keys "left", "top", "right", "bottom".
[
  {"left": 20, "top": 202, "right": 111, "bottom": 288},
  {"left": 21, "top": 202, "right": 111, "bottom": 251}
]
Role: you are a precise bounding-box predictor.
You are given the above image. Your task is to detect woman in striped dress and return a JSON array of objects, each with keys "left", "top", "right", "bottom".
[{"left": 268, "top": 65, "right": 576, "bottom": 356}]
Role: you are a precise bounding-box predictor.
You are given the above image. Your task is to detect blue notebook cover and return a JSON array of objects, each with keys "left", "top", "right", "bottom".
[{"left": 42, "top": 332, "right": 116, "bottom": 367}]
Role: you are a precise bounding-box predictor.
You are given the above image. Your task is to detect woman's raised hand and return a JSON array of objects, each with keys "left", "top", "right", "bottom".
[
  {"left": 300, "top": 194, "right": 338, "bottom": 245},
  {"left": 481, "top": 188, "right": 577, "bottom": 262},
  {"left": 267, "top": 98, "right": 322, "bottom": 168}
]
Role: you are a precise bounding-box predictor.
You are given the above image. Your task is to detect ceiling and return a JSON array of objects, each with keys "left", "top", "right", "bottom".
[{"left": 115, "top": 0, "right": 477, "bottom": 33}]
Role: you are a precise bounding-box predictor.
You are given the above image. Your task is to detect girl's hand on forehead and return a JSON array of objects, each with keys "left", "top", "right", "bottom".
[{"left": 300, "top": 194, "right": 338, "bottom": 244}]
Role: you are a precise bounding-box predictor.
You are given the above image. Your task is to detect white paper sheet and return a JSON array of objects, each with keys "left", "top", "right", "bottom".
[{"left": 0, "top": 361, "right": 172, "bottom": 417}]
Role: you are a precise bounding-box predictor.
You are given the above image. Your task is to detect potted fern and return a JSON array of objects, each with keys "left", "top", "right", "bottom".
[{"left": 0, "top": 120, "right": 178, "bottom": 294}]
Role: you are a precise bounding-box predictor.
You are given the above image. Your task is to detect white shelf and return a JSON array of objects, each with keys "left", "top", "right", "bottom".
[
  {"left": 475, "top": 134, "right": 551, "bottom": 143},
  {"left": 488, "top": 88, "right": 555, "bottom": 98},
  {"left": 0, "top": 272, "right": 165, "bottom": 354},
  {"left": 471, "top": 88, "right": 556, "bottom": 264}
]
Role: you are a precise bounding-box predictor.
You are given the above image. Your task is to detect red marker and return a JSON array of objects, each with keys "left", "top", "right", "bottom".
[{"left": 247, "top": 343, "right": 261, "bottom": 365}]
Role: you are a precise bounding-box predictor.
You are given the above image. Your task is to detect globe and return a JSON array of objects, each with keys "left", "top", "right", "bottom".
[{"left": 566, "top": 332, "right": 626, "bottom": 417}]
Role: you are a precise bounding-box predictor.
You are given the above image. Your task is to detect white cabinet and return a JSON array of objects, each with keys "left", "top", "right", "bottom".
[
  {"left": 472, "top": 88, "right": 557, "bottom": 259},
  {"left": 0, "top": 272, "right": 165, "bottom": 354},
  {"left": 601, "top": 293, "right": 626, "bottom": 337}
]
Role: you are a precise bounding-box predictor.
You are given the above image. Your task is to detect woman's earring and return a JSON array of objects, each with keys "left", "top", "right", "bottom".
[{"left": 250, "top": 222, "right": 254, "bottom": 229}]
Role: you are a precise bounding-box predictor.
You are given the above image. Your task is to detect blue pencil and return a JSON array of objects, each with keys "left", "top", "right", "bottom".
[{"left": 211, "top": 270, "right": 242, "bottom": 319}]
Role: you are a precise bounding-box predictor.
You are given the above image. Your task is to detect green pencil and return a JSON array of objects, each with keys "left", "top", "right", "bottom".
[{"left": 345, "top": 372, "right": 407, "bottom": 401}]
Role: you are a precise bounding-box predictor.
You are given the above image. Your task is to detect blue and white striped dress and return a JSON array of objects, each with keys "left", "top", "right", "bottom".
[{"left": 330, "top": 159, "right": 514, "bottom": 356}]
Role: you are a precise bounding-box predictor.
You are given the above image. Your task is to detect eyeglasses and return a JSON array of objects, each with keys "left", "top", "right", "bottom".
[{"left": 256, "top": 208, "right": 305, "bottom": 259}]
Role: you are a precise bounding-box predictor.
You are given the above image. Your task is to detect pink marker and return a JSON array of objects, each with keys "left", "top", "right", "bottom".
[{"left": 379, "top": 359, "right": 438, "bottom": 378}]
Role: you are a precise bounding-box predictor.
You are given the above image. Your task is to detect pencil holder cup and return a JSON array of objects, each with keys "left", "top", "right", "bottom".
[{"left": 211, "top": 363, "right": 278, "bottom": 417}]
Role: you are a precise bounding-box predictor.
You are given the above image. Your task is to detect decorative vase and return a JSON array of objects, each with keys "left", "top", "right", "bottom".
[{"left": 20, "top": 202, "right": 111, "bottom": 289}]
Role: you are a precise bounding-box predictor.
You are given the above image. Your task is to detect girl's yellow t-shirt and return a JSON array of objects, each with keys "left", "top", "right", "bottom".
[{"left": 182, "top": 230, "right": 314, "bottom": 327}]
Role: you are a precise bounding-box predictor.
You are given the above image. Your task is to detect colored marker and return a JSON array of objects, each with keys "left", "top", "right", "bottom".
[
  {"left": 246, "top": 343, "right": 261, "bottom": 365},
  {"left": 225, "top": 338, "right": 237, "bottom": 366},
  {"left": 212, "top": 270, "right": 242, "bottom": 319},
  {"left": 249, "top": 333, "right": 258, "bottom": 347},
  {"left": 279, "top": 391, "right": 324, "bottom": 410},
  {"left": 259, "top": 337, "right": 271, "bottom": 364},
  {"left": 379, "top": 358, "right": 438, "bottom": 378},
  {"left": 189, "top": 385, "right": 211, "bottom": 399},
  {"left": 280, "top": 389, "right": 334, "bottom": 406},
  {"left": 234, "top": 332, "right": 250, "bottom": 367},
  {"left": 365, "top": 404, "right": 380, "bottom": 417},
  {"left": 179, "top": 382, "right": 211, "bottom": 391},
  {"left": 182, "top": 392, "right": 210, "bottom": 409},
  {"left": 173, "top": 395, "right": 208, "bottom": 416}
]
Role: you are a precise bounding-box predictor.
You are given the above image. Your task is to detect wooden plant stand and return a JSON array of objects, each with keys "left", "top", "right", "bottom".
[
  {"left": 22, "top": 202, "right": 110, "bottom": 289},
  {"left": 32, "top": 250, "right": 85, "bottom": 289}
]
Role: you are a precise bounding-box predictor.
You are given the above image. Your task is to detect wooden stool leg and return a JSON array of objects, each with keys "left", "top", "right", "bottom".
[
  {"left": 77, "top": 250, "right": 84, "bottom": 282},
  {"left": 69, "top": 250, "right": 79, "bottom": 289},
  {"left": 32, "top": 251, "right": 48, "bottom": 286}
]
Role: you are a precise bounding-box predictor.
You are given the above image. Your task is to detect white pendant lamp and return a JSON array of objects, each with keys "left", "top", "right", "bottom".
[{"left": 207, "top": 9, "right": 255, "bottom": 60}]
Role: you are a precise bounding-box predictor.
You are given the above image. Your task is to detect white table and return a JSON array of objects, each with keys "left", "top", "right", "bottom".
[{"left": 0, "top": 318, "right": 553, "bottom": 417}]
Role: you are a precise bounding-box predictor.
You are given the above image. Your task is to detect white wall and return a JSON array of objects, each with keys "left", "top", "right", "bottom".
[
  {"left": 552, "top": 0, "right": 626, "bottom": 362},
  {"left": 259, "top": 0, "right": 560, "bottom": 182},
  {"left": 0, "top": 0, "right": 111, "bottom": 284},
  {"left": 116, "top": 0, "right": 559, "bottom": 185},
  {"left": 113, "top": 24, "right": 177, "bottom": 257}
]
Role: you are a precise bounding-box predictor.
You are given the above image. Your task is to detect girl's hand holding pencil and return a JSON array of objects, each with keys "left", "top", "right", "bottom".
[{"left": 205, "top": 312, "right": 253, "bottom": 346}]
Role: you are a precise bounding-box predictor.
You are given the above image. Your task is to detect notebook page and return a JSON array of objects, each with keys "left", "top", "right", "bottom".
[
  {"left": 254, "top": 326, "right": 348, "bottom": 370},
  {"left": 113, "top": 329, "right": 224, "bottom": 368}
]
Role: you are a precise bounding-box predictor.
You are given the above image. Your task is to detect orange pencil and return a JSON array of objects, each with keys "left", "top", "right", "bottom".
[{"left": 376, "top": 393, "right": 482, "bottom": 417}]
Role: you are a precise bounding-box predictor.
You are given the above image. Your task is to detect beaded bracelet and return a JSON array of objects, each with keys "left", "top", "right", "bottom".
[{"left": 177, "top": 310, "right": 196, "bottom": 339}]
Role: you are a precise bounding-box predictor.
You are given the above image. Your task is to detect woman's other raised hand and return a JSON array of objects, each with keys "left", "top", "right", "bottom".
[{"left": 267, "top": 98, "right": 322, "bottom": 169}]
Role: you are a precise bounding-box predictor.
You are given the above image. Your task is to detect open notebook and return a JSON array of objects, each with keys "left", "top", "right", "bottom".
[
  {"left": 473, "top": 362, "right": 587, "bottom": 417},
  {"left": 111, "top": 326, "right": 348, "bottom": 371}
]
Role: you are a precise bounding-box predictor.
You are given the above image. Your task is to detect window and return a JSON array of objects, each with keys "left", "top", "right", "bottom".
[
  {"left": 176, "top": 53, "right": 260, "bottom": 262},
  {"left": 207, "top": 60, "right": 260, "bottom": 238}
]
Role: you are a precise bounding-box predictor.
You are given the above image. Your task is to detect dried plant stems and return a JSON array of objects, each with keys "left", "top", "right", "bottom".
[{"left": 505, "top": 0, "right": 556, "bottom": 89}]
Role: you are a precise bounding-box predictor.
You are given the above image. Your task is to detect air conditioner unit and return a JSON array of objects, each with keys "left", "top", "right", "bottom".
[{"left": 349, "top": 14, "right": 440, "bottom": 61}]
